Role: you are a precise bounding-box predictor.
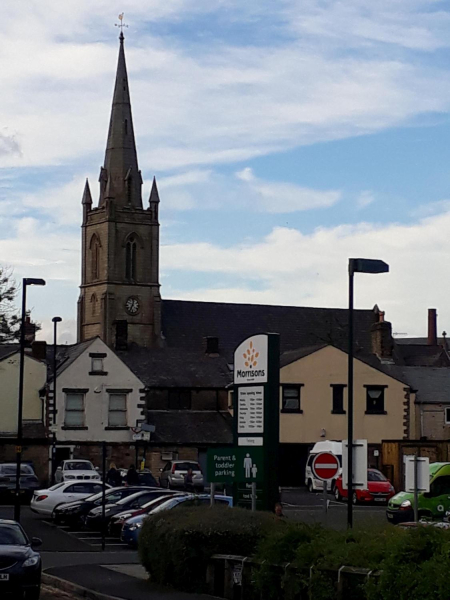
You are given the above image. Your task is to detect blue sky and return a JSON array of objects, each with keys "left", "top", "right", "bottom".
[{"left": 3, "top": 0, "right": 450, "bottom": 342}]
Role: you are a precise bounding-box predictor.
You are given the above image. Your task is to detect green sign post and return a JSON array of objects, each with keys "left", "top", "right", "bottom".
[{"left": 207, "top": 333, "right": 279, "bottom": 511}]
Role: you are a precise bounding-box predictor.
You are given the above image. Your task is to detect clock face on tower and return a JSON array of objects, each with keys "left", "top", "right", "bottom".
[{"left": 125, "top": 296, "right": 140, "bottom": 315}]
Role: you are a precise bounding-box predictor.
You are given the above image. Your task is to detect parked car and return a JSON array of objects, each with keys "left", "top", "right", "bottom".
[
  {"left": 121, "top": 494, "right": 233, "bottom": 547},
  {"left": 387, "top": 462, "right": 450, "bottom": 524},
  {"left": 53, "top": 486, "right": 147, "bottom": 526},
  {"left": 159, "top": 461, "right": 204, "bottom": 491},
  {"left": 30, "top": 481, "right": 109, "bottom": 517},
  {"left": 54, "top": 460, "right": 100, "bottom": 483},
  {"left": 85, "top": 489, "right": 161, "bottom": 530},
  {"left": 0, "top": 519, "right": 42, "bottom": 599},
  {"left": 0, "top": 463, "right": 40, "bottom": 502},
  {"left": 334, "top": 469, "right": 395, "bottom": 504},
  {"left": 108, "top": 490, "right": 182, "bottom": 537},
  {"left": 305, "top": 441, "right": 342, "bottom": 492},
  {"left": 117, "top": 468, "right": 159, "bottom": 487}
]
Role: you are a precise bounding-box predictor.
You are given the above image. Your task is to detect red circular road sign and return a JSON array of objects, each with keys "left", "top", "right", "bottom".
[{"left": 312, "top": 452, "right": 340, "bottom": 481}]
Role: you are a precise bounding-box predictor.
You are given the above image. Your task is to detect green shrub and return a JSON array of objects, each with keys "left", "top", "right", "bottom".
[{"left": 138, "top": 505, "right": 281, "bottom": 592}]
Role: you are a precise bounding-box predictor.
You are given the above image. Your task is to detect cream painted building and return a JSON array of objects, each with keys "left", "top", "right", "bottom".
[
  {"left": 278, "top": 344, "right": 413, "bottom": 484},
  {"left": 53, "top": 337, "right": 145, "bottom": 445},
  {"left": 0, "top": 349, "right": 47, "bottom": 435}
]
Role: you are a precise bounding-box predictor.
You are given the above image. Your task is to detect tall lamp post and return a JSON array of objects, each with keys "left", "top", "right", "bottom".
[
  {"left": 51, "top": 317, "right": 62, "bottom": 484},
  {"left": 15, "top": 278, "right": 46, "bottom": 523},
  {"left": 347, "top": 259, "right": 388, "bottom": 529}
]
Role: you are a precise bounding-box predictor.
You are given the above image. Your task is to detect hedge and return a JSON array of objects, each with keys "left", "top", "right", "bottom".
[
  {"left": 138, "top": 505, "right": 281, "bottom": 592},
  {"left": 139, "top": 508, "right": 450, "bottom": 600}
]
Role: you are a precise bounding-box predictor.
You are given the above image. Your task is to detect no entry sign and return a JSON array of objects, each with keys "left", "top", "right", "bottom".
[{"left": 312, "top": 452, "right": 340, "bottom": 481}]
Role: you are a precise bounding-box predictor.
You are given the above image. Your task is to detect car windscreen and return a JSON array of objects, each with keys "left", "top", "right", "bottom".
[
  {"left": 64, "top": 462, "right": 94, "bottom": 471},
  {"left": 116, "top": 492, "right": 148, "bottom": 506},
  {"left": 368, "top": 470, "right": 387, "bottom": 482},
  {"left": 0, "top": 524, "right": 28, "bottom": 545},
  {"left": 174, "top": 462, "right": 201, "bottom": 472},
  {"left": 1, "top": 465, "right": 34, "bottom": 475},
  {"left": 149, "top": 498, "right": 180, "bottom": 514},
  {"left": 49, "top": 483, "right": 66, "bottom": 491}
]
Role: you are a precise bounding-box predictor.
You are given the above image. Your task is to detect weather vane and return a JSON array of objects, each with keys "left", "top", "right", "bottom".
[{"left": 115, "top": 13, "right": 128, "bottom": 33}]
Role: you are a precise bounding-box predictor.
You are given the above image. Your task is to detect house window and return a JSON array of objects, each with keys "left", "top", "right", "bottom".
[
  {"left": 89, "top": 353, "right": 107, "bottom": 375},
  {"left": 168, "top": 389, "right": 191, "bottom": 410},
  {"left": 331, "top": 385, "right": 346, "bottom": 414},
  {"left": 445, "top": 407, "right": 450, "bottom": 424},
  {"left": 365, "top": 386, "right": 387, "bottom": 414},
  {"left": 281, "top": 385, "right": 303, "bottom": 413},
  {"left": 126, "top": 237, "right": 137, "bottom": 280},
  {"left": 108, "top": 393, "right": 128, "bottom": 427},
  {"left": 65, "top": 393, "right": 85, "bottom": 427},
  {"left": 91, "top": 357, "right": 103, "bottom": 372}
]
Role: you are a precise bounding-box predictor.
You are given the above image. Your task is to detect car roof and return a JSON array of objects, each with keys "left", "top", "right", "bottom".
[{"left": 0, "top": 519, "right": 19, "bottom": 525}]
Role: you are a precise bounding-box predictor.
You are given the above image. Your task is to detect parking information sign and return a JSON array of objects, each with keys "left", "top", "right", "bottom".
[
  {"left": 207, "top": 447, "right": 264, "bottom": 483},
  {"left": 312, "top": 452, "right": 340, "bottom": 482}
]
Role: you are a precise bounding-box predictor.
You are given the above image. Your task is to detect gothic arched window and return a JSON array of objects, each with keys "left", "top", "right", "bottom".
[
  {"left": 126, "top": 236, "right": 137, "bottom": 280},
  {"left": 89, "top": 234, "right": 101, "bottom": 281},
  {"left": 90, "top": 293, "right": 98, "bottom": 316}
]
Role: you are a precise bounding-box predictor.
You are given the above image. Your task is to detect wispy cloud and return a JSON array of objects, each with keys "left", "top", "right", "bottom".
[{"left": 356, "top": 191, "right": 375, "bottom": 209}]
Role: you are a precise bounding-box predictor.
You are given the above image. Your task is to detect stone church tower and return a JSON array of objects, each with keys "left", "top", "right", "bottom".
[{"left": 77, "top": 33, "right": 161, "bottom": 349}]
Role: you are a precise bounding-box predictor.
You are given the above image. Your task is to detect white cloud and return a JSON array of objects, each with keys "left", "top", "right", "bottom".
[
  {"left": 161, "top": 207, "right": 450, "bottom": 337},
  {"left": 356, "top": 191, "right": 375, "bottom": 209},
  {"left": 235, "top": 167, "right": 341, "bottom": 212}
]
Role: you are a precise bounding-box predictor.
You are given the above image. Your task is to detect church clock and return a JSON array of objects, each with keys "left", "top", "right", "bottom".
[{"left": 125, "top": 296, "right": 140, "bottom": 315}]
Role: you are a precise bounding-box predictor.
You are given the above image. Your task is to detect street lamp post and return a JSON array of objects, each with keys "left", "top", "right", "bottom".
[
  {"left": 15, "top": 278, "right": 46, "bottom": 523},
  {"left": 51, "top": 317, "right": 62, "bottom": 484},
  {"left": 347, "top": 259, "right": 388, "bottom": 529}
]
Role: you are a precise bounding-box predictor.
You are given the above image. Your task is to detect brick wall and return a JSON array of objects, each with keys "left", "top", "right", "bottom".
[{"left": 0, "top": 440, "right": 49, "bottom": 485}]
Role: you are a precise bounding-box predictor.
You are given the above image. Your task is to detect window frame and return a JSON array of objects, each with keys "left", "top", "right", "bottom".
[
  {"left": 107, "top": 392, "right": 128, "bottom": 428},
  {"left": 365, "top": 385, "right": 387, "bottom": 415},
  {"left": 281, "top": 384, "right": 303, "bottom": 414},
  {"left": 63, "top": 390, "right": 87, "bottom": 429},
  {"left": 331, "top": 384, "right": 346, "bottom": 414}
]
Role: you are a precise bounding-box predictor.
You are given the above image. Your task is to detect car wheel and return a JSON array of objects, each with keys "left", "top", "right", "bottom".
[
  {"left": 24, "top": 586, "right": 41, "bottom": 600},
  {"left": 334, "top": 488, "right": 341, "bottom": 502},
  {"left": 307, "top": 480, "right": 314, "bottom": 493}
]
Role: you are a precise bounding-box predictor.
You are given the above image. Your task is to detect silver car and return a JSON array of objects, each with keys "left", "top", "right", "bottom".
[{"left": 159, "top": 461, "right": 204, "bottom": 491}]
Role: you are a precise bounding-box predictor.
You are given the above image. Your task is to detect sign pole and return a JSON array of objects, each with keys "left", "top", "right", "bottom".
[
  {"left": 251, "top": 482, "right": 256, "bottom": 511},
  {"left": 210, "top": 482, "right": 215, "bottom": 506},
  {"left": 414, "top": 454, "right": 419, "bottom": 523},
  {"left": 323, "top": 480, "right": 328, "bottom": 525}
]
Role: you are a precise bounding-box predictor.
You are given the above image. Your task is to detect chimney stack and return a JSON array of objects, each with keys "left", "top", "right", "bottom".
[
  {"left": 31, "top": 341, "right": 47, "bottom": 361},
  {"left": 23, "top": 316, "right": 37, "bottom": 346},
  {"left": 204, "top": 337, "right": 219, "bottom": 356},
  {"left": 428, "top": 308, "right": 437, "bottom": 346},
  {"left": 371, "top": 311, "right": 393, "bottom": 358}
]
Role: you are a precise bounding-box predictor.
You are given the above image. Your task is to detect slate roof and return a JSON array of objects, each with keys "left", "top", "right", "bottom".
[
  {"left": 394, "top": 344, "right": 450, "bottom": 367},
  {"left": 118, "top": 347, "right": 231, "bottom": 388},
  {"left": 280, "top": 345, "right": 328, "bottom": 368},
  {"left": 385, "top": 367, "right": 450, "bottom": 405},
  {"left": 147, "top": 410, "right": 233, "bottom": 444},
  {"left": 0, "top": 344, "right": 19, "bottom": 361},
  {"left": 161, "top": 300, "right": 378, "bottom": 361},
  {"left": 46, "top": 338, "right": 96, "bottom": 381}
]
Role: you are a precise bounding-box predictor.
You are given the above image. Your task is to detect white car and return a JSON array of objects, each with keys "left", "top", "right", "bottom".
[
  {"left": 55, "top": 460, "right": 101, "bottom": 483},
  {"left": 30, "top": 480, "right": 108, "bottom": 516}
]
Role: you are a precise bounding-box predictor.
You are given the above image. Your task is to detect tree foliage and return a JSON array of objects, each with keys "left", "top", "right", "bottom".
[{"left": 0, "top": 266, "right": 20, "bottom": 343}]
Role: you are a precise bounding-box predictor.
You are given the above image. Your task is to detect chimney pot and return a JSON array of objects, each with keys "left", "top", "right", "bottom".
[{"left": 428, "top": 308, "right": 437, "bottom": 346}]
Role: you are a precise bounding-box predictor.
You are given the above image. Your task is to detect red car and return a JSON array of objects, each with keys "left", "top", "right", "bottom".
[{"left": 334, "top": 468, "right": 395, "bottom": 504}]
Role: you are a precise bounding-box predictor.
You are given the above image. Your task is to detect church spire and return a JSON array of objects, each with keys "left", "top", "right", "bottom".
[{"left": 100, "top": 33, "right": 142, "bottom": 208}]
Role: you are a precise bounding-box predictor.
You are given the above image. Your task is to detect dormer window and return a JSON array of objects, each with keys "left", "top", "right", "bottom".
[{"left": 89, "top": 353, "right": 107, "bottom": 376}]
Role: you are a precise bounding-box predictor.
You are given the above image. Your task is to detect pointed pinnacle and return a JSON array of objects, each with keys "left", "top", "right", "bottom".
[
  {"left": 82, "top": 179, "right": 92, "bottom": 205},
  {"left": 104, "top": 176, "right": 115, "bottom": 200},
  {"left": 149, "top": 176, "right": 160, "bottom": 204}
]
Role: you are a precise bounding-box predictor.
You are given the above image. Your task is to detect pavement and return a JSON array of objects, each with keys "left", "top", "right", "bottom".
[{"left": 0, "top": 490, "right": 389, "bottom": 599}]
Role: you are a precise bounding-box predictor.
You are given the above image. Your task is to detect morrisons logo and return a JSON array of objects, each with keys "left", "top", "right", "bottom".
[{"left": 236, "top": 369, "right": 266, "bottom": 379}]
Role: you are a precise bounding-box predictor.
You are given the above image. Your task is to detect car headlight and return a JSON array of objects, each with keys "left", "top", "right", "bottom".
[
  {"left": 104, "top": 508, "right": 111, "bottom": 514},
  {"left": 23, "top": 556, "right": 40, "bottom": 568},
  {"left": 65, "top": 475, "right": 75, "bottom": 480},
  {"left": 119, "top": 513, "right": 132, "bottom": 520},
  {"left": 129, "top": 523, "right": 142, "bottom": 531},
  {"left": 400, "top": 500, "right": 412, "bottom": 508}
]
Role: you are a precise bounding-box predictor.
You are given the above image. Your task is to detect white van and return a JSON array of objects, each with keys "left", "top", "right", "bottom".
[{"left": 305, "top": 441, "right": 342, "bottom": 492}]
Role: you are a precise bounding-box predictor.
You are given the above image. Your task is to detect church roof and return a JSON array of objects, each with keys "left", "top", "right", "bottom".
[{"left": 161, "top": 299, "right": 378, "bottom": 362}]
